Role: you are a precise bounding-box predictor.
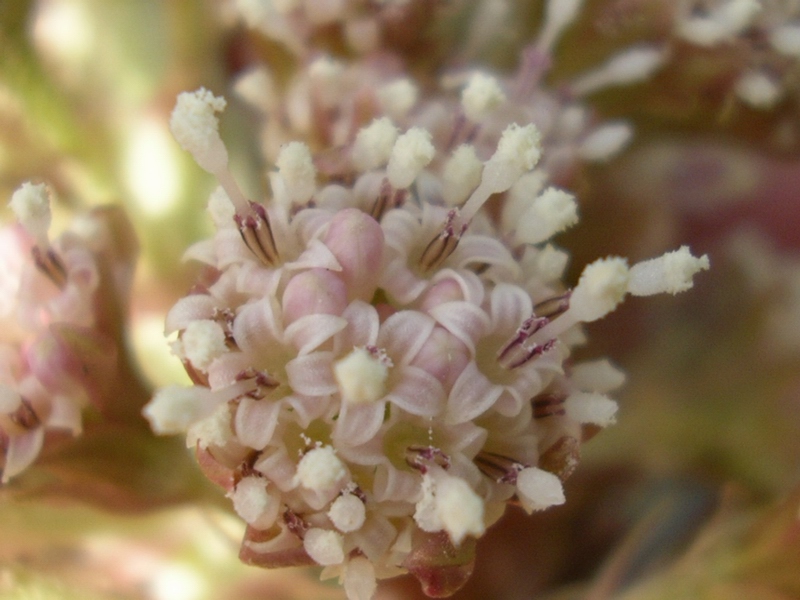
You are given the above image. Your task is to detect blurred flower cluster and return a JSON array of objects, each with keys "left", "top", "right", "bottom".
[{"left": 1, "top": 1, "right": 799, "bottom": 599}]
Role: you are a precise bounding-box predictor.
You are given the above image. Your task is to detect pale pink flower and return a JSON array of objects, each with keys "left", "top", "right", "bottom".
[{"left": 145, "top": 50, "right": 707, "bottom": 596}]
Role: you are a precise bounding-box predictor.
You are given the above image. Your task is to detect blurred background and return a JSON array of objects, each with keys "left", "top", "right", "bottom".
[{"left": 1, "top": 1, "right": 799, "bottom": 598}]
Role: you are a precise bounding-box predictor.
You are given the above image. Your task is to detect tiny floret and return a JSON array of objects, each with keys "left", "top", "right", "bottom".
[
  {"left": 770, "top": 24, "right": 800, "bottom": 58},
  {"left": 143, "top": 385, "right": 216, "bottom": 435},
  {"left": 628, "top": 246, "right": 710, "bottom": 296},
  {"left": 435, "top": 474, "right": 485, "bottom": 545},
  {"left": 414, "top": 471, "right": 484, "bottom": 545},
  {"left": 9, "top": 182, "right": 51, "bottom": 247},
  {"left": 735, "top": 71, "right": 782, "bottom": 109},
  {"left": 230, "top": 476, "right": 280, "bottom": 529},
  {"left": 170, "top": 88, "right": 229, "bottom": 174},
  {"left": 180, "top": 319, "right": 228, "bottom": 371},
  {"left": 276, "top": 141, "right": 317, "bottom": 203},
  {"left": 378, "top": 79, "right": 418, "bottom": 119},
  {"left": 334, "top": 347, "right": 389, "bottom": 405},
  {"left": 295, "top": 445, "right": 348, "bottom": 492},
  {"left": 570, "top": 257, "right": 630, "bottom": 322},
  {"left": 304, "top": 527, "right": 345, "bottom": 565},
  {"left": 328, "top": 493, "right": 367, "bottom": 532},
  {"left": 484, "top": 123, "right": 542, "bottom": 191},
  {"left": 352, "top": 117, "right": 399, "bottom": 172},
  {"left": 387, "top": 127, "right": 435, "bottom": 189},
  {"left": 515, "top": 187, "right": 578, "bottom": 245},
  {"left": 516, "top": 467, "right": 566, "bottom": 514},
  {"left": 442, "top": 145, "right": 483, "bottom": 206},
  {"left": 207, "top": 187, "right": 236, "bottom": 227},
  {"left": 564, "top": 391, "right": 618, "bottom": 427},
  {"left": 579, "top": 122, "right": 633, "bottom": 162},
  {"left": 461, "top": 72, "right": 506, "bottom": 122}
]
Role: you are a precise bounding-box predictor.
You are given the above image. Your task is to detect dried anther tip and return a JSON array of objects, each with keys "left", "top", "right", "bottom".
[
  {"left": 406, "top": 445, "right": 451, "bottom": 474},
  {"left": 235, "top": 201, "right": 279, "bottom": 266}
]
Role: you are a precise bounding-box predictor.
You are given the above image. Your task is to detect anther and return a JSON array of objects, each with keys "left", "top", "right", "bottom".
[
  {"left": 406, "top": 445, "right": 451, "bottom": 474},
  {"left": 532, "top": 393, "right": 567, "bottom": 419},
  {"left": 234, "top": 201, "right": 279, "bottom": 266},
  {"left": 32, "top": 246, "right": 68, "bottom": 290},
  {"left": 418, "top": 210, "right": 467, "bottom": 273}
]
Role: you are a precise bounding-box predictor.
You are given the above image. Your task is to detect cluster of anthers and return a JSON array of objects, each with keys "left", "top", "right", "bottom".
[{"left": 143, "top": 72, "right": 708, "bottom": 599}]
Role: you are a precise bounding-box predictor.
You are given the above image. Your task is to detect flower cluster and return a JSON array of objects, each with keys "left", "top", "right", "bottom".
[
  {"left": 234, "top": 0, "right": 666, "bottom": 174},
  {"left": 673, "top": 0, "right": 800, "bottom": 109},
  {"left": 143, "top": 78, "right": 708, "bottom": 598},
  {"left": 1, "top": 184, "right": 127, "bottom": 482}
]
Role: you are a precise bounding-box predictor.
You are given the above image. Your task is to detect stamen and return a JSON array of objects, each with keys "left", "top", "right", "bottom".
[
  {"left": 496, "top": 315, "right": 556, "bottom": 370},
  {"left": 533, "top": 291, "right": 571, "bottom": 320},
  {"left": 532, "top": 393, "right": 567, "bottom": 419},
  {"left": 234, "top": 201, "right": 279, "bottom": 266},
  {"left": 418, "top": 210, "right": 467, "bottom": 273},
  {"left": 370, "top": 178, "right": 406, "bottom": 221},
  {"left": 9, "top": 398, "right": 41, "bottom": 431},
  {"left": 284, "top": 508, "right": 309, "bottom": 539},
  {"left": 236, "top": 368, "right": 281, "bottom": 399},
  {"left": 32, "top": 246, "right": 68, "bottom": 290},
  {"left": 474, "top": 451, "right": 527, "bottom": 484},
  {"left": 406, "top": 445, "right": 451, "bottom": 474}
]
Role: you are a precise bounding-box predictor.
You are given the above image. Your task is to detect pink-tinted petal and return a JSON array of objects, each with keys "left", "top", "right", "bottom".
[
  {"left": 282, "top": 269, "right": 348, "bottom": 323},
  {"left": 381, "top": 208, "right": 420, "bottom": 254},
  {"left": 323, "top": 208, "right": 385, "bottom": 301},
  {"left": 451, "top": 235, "right": 520, "bottom": 280},
  {"left": 235, "top": 397, "right": 281, "bottom": 450},
  {"left": 378, "top": 310, "right": 436, "bottom": 366},
  {"left": 182, "top": 239, "right": 216, "bottom": 265},
  {"left": 288, "top": 238, "right": 342, "bottom": 272},
  {"left": 446, "top": 362, "right": 503, "bottom": 424},
  {"left": 207, "top": 351, "right": 253, "bottom": 389},
  {"left": 490, "top": 283, "right": 533, "bottom": 334},
  {"left": 232, "top": 298, "right": 282, "bottom": 355},
  {"left": 335, "top": 301, "right": 380, "bottom": 352},
  {"left": 283, "top": 393, "right": 330, "bottom": 428},
  {"left": 386, "top": 365, "right": 445, "bottom": 417},
  {"left": 3, "top": 427, "right": 44, "bottom": 482},
  {"left": 410, "top": 326, "right": 470, "bottom": 389},
  {"left": 214, "top": 228, "right": 252, "bottom": 269},
  {"left": 285, "top": 314, "right": 347, "bottom": 355},
  {"left": 428, "top": 301, "right": 490, "bottom": 355},
  {"left": 285, "top": 351, "right": 337, "bottom": 396},
  {"left": 235, "top": 262, "right": 281, "bottom": 297},
  {"left": 428, "top": 269, "right": 485, "bottom": 306},
  {"left": 373, "top": 463, "right": 421, "bottom": 503},
  {"left": 379, "top": 257, "right": 428, "bottom": 305},
  {"left": 334, "top": 401, "right": 386, "bottom": 447}
]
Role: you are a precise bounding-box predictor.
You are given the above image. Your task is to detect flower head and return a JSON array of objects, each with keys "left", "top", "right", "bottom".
[{"left": 144, "top": 75, "right": 710, "bottom": 598}]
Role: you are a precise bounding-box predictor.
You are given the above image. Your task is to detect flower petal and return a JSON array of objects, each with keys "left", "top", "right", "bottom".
[
  {"left": 285, "top": 352, "right": 337, "bottom": 396},
  {"left": 285, "top": 314, "right": 347, "bottom": 355},
  {"left": 334, "top": 401, "right": 386, "bottom": 447},
  {"left": 235, "top": 397, "right": 282, "bottom": 450},
  {"left": 386, "top": 365, "right": 445, "bottom": 417},
  {"left": 490, "top": 283, "right": 533, "bottom": 334},
  {"left": 428, "top": 301, "right": 490, "bottom": 355},
  {"left": 446, "top": 362, "right": 502, "bottom": 424},
  {"left": 378, "top": 311, "right": 436, "bottom": 365},
  {"left": 335, "top": 301, "right": 380, "bottom": 352}
]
